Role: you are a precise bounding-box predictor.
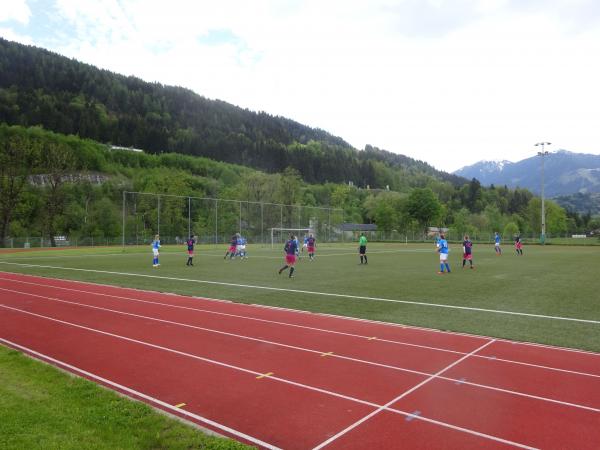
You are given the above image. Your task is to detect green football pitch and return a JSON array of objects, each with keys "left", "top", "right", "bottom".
[{"left": 1, "top": 242, "right": 599, "bottom": 352}]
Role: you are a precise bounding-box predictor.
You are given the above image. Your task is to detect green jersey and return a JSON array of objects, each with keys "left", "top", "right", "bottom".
[{"left": 359, "top": 236, "right": 367, "bottom": 246}]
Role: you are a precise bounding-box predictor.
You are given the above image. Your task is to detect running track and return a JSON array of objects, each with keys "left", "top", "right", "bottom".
[{"left": 0, "top": 272, "right": 599, "bottom": 449}]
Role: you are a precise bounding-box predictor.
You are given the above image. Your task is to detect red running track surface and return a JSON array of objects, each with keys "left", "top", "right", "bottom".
[{"left": 1, "top": 272, "right": 599, "bottom": 449}]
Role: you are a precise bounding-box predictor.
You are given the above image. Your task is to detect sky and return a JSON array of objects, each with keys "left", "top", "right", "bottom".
[{"left": 2, "top": 0, "right": 600, "bottom": 172}]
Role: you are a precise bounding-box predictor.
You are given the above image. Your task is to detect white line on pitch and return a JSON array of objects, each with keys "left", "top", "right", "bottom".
[
  {"left": 2, "top": 271, "right": 600, "bottom": 362},
  {"left": 0, "top": 305, "right": 538, "bottom": 450},
  {"left": 1, "top": 261, "right": 598, "bottom": 325}
]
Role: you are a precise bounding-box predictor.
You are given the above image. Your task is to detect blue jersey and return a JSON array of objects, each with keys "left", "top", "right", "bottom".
[
  {"left": 284, "top": 239, "right": 298, "bottom": 255},
  {"left": 495, "top": 234, "right": 501, "bottom": 244},
  {"left": 236, "top": 237, "right": 243, "bottom": 245},
  {"left": 438, "top": 238, "right": 449, "bottom": 254},
  {"left": 152, "top": 240, "right": 161, "bottom": 250},
  {"left": 241, "top": 238, "right": 247, "bottom": 245},
  {"left": 304, "top": 237, "right": 309, "bottom": 244}
]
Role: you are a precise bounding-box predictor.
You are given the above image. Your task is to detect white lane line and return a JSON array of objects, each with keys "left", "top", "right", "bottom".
[
  {"left": 2, "top": 275, "right": 600, "bottom": 382},
  {"left": 2, "top": 262, "right": 599, "bottom": 325},
  {"left": 311, "top": 340, "right": 536, "bottom": 450},
  {"left": 0, "top": 337, "right": 281, "bottom": 450},
  {"left": 0, "top": 305, "right": 539, "bottom": 450},
  {"left": 4, "top": 285, "right": 599, "bottom": 415},
  {"left": 0, "top": 276, "right": 466, "bottom": 355}
]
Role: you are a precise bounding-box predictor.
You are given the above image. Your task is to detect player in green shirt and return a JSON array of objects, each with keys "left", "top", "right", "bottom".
[{"left": 359, "top": 233, "right": 368, "bottom": 264}]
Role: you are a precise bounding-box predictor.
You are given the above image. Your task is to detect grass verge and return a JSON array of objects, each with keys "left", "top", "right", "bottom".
[{"left": 0, "top": 345, "right": 252, "bottom": 450}]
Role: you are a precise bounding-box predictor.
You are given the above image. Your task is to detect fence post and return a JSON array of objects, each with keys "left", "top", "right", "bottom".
[
  {"left": 328, "top": 209, "right": 331, "bottom": 242},
  {"left": 215, "top": 199, "right": 218, "bottom": 244},
  {"left": 261, "top": 202, "right": 264, "bottom": 245},
  {"left": 122, "top": 191, "right": 126, "bottom": 248},
  {"left": 188, "top": 196, "right": 191, "bottom": 239},
  {"left": 158, "top": 195, "right": 162, "bottom": 236}
]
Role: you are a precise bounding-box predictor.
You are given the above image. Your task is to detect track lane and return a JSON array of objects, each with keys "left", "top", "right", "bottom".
[{"left": 391, "top": 377, "right": 600, "bottom": 450}]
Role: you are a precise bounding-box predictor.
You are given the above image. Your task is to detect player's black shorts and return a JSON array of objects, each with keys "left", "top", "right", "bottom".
[{"left": 359, "top": 245, "right": 366, "bottom": 255}]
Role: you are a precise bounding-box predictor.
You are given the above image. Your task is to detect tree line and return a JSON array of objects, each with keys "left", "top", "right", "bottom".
[{"left": 2, "top": 125, "right": 595, "bottom": 247}]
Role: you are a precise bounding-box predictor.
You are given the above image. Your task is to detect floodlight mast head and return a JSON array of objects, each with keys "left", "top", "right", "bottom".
[{"left": 534, "top": 142, "right": 551, "bottom": 243}]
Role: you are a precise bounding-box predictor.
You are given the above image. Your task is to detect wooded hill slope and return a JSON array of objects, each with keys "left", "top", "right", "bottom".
[{"left": 0, "top": 38, "right": 462, "bottom": 188}]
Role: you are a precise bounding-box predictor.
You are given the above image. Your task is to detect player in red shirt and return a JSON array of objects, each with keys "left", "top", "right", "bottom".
[
  {"left": 307, "top": 234, "right": 316, "bottom": 261},
  {"left": 278, "top": 234, "right": 298, "bottom": 278},
  {"left": 462, "top": 235, "right": 474, "bottom": 269},
  {"left": 224, "top": 234, "right": 238, "bottom": 260}
]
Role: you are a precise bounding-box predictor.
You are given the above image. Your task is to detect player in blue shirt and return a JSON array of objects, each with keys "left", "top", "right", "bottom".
[
  {"left": 437, "top": 234, "right": 451, "bottom": 274},
  {"left": 293, "top": 236, "right": 300, "bottom": 258},
  {"left": 185, "top": 235, "right": 196, "bottom": 266},
  {"left": 278, "top": 234, "right": 298, "bottom": 278},
  {"left": 302, "top": 235, "right": 309, "bottom": 254},
  {"left": 494, "top": 232, "right": 502, "bottom": 255},
  {"left": 151, "top": 234, "right": 161, "bottom": 268},
  {"left": 238, "top": 236, "right": 248, "bottom": 259}
]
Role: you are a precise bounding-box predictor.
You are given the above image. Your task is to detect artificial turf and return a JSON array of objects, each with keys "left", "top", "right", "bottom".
[{"left": 1, "top": 242, "right": 599, "bottom": 352}]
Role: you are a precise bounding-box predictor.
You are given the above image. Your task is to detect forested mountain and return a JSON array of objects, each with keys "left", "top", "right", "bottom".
[
  {"left": 0, "top": 38, "right": 459, "bottom": 188},
  {"left": 1, "top": 39, "right": 596, "bottom": 246}
]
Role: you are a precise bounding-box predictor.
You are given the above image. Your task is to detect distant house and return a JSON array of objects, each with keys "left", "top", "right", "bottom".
[{"left": 110, "top": 145, "right": 144, "bottom": 153}]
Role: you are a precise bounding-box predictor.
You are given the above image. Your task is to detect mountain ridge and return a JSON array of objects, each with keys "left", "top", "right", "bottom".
[{"left": 454, "top": 150, "right": 600, "bottom": 197}]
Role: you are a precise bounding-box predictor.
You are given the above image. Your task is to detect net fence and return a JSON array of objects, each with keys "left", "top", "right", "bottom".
[{"left": 121, "top": 192, "right": 345, "bottom": 246}]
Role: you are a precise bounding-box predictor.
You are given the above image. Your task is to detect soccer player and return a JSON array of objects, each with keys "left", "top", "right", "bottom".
[
  {"left": 494, "top": 232, "right": 502, "bottom": 255},
  {"left": 151, "top": 234, "right": 161, "bottom": 268},
  {"left": 224, "top": 234, "right": 238, "bottom": 259},
  {"left": 239, "top": 235, "right": 248, "bottom": 259},
  {"left": 307, "top": 234, "right": 316, "bottom": 261},
  {"left": 294, "top": 235, "right": 300, "bottom": 258},
  {"left": 462, "top": 235, "right": 474, "bottom": 269},
  {"left": 515, "top": 235, "right": 524, "bottom": 256},
  {"left": 359, "top": 233, "right": 368, "bottom": 264},
  {"left": 278, "top": 234, "right": 298, "bottom": 278},
  {"left": 302, "top": 235, "right": 309, "bottom": 253},
  {"left": 185, "top": 235, "right": 196, "bottom": 266},
  {"left": 437, "top": 233, "right": 451, "bottom": 274}
]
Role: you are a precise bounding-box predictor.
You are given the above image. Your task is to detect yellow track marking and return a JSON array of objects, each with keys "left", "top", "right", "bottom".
[{"left": 256, "top": 372, "right": 274, "bottom": 379}]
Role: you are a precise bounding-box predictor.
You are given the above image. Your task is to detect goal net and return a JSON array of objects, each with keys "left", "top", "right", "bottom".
[{"left": 270, "top": 228, "right": 313, "bottom": 249}]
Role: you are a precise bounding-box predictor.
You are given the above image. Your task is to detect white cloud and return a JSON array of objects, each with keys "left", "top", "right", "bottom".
[
  {"left": 0, "top": 0, "right": 31, "bottom": 24},
  {"left": 0, "top": 27, "right": 33, "bottom": 44},
  {"left": 23, "top": 1, "right": 600, "bottom": 171}
]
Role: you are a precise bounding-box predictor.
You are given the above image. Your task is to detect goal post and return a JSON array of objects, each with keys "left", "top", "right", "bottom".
[{"left": 270, "top": 227, "right": 313, "bottom": 249}]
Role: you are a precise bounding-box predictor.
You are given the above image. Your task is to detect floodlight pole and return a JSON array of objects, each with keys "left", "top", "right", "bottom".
[{"left": 535, "top": 142, "right": 551, "bottom": 244}]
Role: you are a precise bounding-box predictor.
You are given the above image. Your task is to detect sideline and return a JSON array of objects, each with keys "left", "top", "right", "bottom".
[{"left": 1, "top": 261, "right": 599, "bottom": 325}]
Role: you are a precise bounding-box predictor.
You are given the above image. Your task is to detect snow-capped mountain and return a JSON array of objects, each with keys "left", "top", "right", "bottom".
[{"left": 454, "top": 150, "right": 600, "bottom": 197}]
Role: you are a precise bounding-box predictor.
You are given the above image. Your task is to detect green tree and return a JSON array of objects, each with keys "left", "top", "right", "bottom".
[
  {"left": 40, "top": 141, "right": 77, "bottom": 246},
  {"left": 527, "top": 198, "right": 568, "bottom": 237},
  {"left": 406, "top": 188, "right": 442, "bottom": 230},
  {"left": 0, "top": 133, "right": 40, "bottom": 246},
  {"left": 503, "top": 222, "right": 520, "bottom": 239}
]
